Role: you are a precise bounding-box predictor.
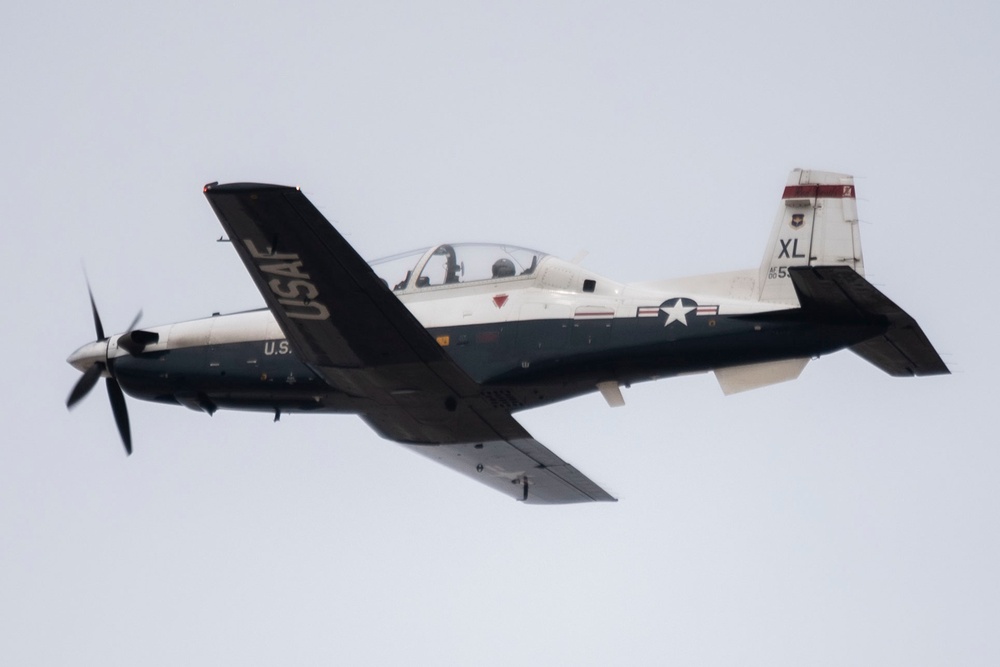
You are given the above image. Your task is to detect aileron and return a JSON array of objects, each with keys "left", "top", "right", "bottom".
[{"left": 403, "top": 438, "right": 616, "bottom": 504}]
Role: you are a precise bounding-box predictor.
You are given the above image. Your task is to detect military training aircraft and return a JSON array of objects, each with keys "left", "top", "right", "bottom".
[{"left": 66, "top": 169, "right": 948, "bottom": 504}]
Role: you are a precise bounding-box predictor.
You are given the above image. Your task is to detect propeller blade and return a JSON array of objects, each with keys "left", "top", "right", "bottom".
[
  {"left": 67, "top": 362, "right": 103, "bottom": 409},
  {"left": 86, "top": 281, "right": 105, "bottom": 341},
  {"left": 105, "top": 378, "right": 132, "bottom": 455},
  {"left": 73, "top": 280, "right": 138, "bottom": 454}
]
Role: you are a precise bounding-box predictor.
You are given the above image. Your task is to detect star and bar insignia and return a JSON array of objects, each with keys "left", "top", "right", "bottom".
[{"left": 637, "top": 298, "right": 718, "bottom": 327}]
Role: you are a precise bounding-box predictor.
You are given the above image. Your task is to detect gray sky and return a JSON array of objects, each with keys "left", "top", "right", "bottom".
[{"left": 3, "top": 1, "right": 997, "bottom": 664}]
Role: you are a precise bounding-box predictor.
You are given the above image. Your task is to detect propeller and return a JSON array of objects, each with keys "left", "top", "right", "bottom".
[{"left": 65, "top": 282, "right": 143, "bottom": 455}]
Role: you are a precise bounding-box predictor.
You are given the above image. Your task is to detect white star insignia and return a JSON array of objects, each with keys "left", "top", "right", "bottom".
[{"left": 661, "top": 299, "right": 695, "bottom": 327}]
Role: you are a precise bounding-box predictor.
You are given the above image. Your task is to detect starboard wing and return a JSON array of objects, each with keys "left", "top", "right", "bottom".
[{"left": 203, "top": 182, "right": 614, "bottom": 504}]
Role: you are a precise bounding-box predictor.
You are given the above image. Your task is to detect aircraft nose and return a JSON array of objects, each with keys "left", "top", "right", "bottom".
[{"left": 67, "top": 340, "right": 109, "bottom": 372}]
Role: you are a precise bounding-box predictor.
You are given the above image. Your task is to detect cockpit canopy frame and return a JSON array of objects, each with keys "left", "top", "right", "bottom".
[{"left": 369, "top": 243, "right": 546, "bottom": 292}]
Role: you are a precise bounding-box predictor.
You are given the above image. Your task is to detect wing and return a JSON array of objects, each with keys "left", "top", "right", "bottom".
[{"left": 203, "top": 182, "right": 615, "bottom": 504}]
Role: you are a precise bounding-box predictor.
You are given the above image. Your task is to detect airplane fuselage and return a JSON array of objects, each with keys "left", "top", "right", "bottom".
[{"left": 96, "top": 256, "right": 881, "bottom": 417}]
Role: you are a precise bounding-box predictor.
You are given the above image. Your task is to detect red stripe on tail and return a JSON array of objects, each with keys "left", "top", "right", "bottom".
[{"left": 782, "top": 184, "right": 855, "bottom": 199}]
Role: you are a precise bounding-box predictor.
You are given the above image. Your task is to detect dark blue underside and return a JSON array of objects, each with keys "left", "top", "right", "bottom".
[{"left": 113, "top": 312, "right": 883, "bottom": 414}]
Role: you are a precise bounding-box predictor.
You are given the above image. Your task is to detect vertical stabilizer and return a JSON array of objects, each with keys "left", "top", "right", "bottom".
[{"left": 757, "top": 169, "right": 864, "bottom": 304}]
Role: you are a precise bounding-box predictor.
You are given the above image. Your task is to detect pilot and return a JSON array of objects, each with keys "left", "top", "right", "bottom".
[{"left": 492, "top": 258, "right": 516, "bottom": 278}]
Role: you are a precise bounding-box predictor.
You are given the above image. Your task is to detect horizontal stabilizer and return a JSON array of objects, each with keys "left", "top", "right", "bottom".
[{"left": 789, "top": 266, "right": 949, "bottom": 377}]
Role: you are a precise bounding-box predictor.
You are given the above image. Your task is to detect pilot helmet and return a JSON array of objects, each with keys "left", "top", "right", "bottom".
[{"left": 492, "top": 258, "right": 516, "bottom": 278}]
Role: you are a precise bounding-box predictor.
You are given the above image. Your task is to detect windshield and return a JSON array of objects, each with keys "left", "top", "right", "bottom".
[{"left": 369, "top": 248, "right": 428, "bottom": 291}]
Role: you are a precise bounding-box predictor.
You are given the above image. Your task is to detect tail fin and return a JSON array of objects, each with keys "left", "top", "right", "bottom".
[{"left": 758, "top": 169, "right": 864, "bottom": 304}]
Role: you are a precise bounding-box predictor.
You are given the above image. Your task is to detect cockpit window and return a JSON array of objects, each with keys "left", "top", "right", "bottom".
[
  {"left": 369, "top": 243, "right": 546, "bottom": 291},
  {"left": 416, "top": 243, "right": 544, "bottom": 287},
  {"left": 416, "top": 244, "right": 461, "bottom": 288}
]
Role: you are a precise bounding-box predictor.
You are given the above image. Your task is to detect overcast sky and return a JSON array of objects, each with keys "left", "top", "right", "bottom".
[{"left": 3, "top": 1, "right": 998, "bottom": 664}]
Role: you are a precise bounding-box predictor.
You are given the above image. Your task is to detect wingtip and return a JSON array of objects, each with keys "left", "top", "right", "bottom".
[{"left": 202, "top": 182, "right": 297, "bottom": 194}]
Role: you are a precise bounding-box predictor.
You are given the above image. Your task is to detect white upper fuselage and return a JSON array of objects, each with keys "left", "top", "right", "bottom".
[{"left": 70, "top": 250, "right": 791, "bottom": 373}]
